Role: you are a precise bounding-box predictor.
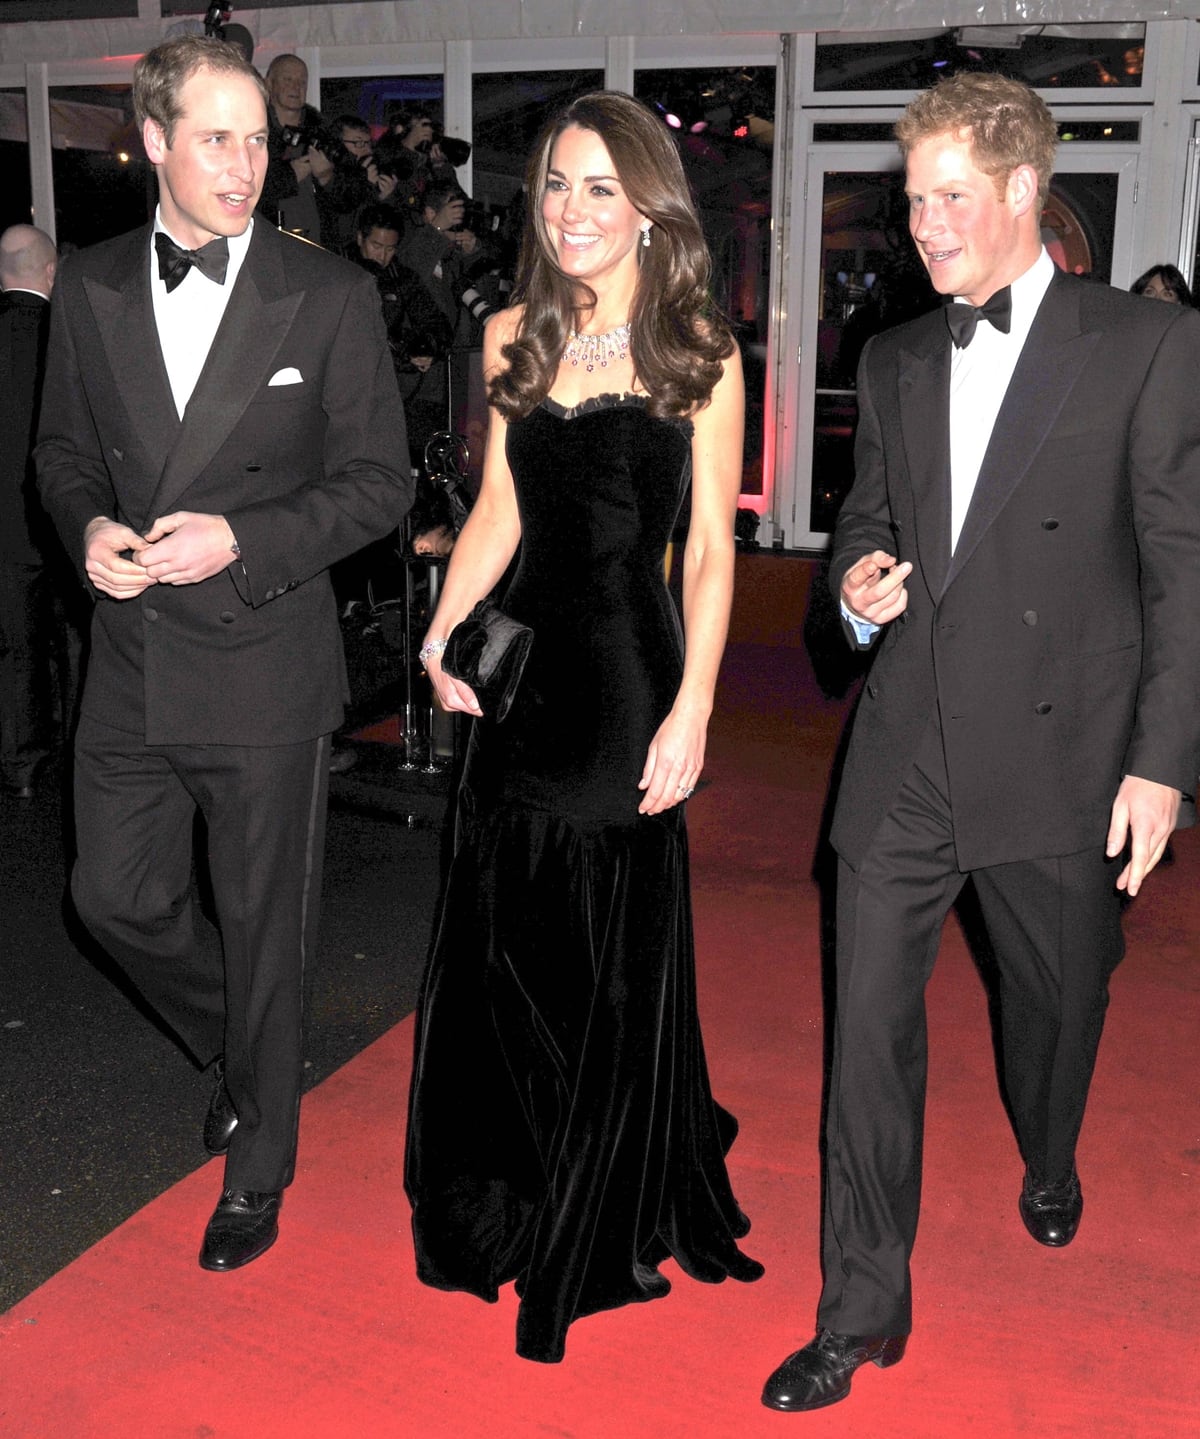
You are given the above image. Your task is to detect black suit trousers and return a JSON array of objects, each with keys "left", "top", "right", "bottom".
[
  {"left": 0, "top": 562, "right": 52, "bottom": 786},
  {"left": 72, "top": 714, "right": 331, "bottom": 1193},
  {"left": 818, "top": 715, "right": 1123, "bottom": 1335}
]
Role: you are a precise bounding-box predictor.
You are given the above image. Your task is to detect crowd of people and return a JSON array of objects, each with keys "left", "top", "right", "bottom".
[
  {"left": 254, "top": 51, "right": 511, "bottom": 472},
  {"left": 4, "top": 31, "right": 1199, "bottom": 1420}
]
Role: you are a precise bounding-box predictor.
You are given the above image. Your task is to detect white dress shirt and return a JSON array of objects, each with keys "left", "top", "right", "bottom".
[
  {"left": 948, "top": 246, "right": 1054, "bottom": 551},
  {"left": 150, "top": 209, "right": 254, "bottom": 419},
  {"left": 841, "top": 247, "right": 1056, "bottom": 643}
]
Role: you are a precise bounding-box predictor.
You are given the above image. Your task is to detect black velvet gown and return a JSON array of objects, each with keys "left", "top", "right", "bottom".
[{"left": 404, "top": 392, "right": 763, "bottom": 1363}]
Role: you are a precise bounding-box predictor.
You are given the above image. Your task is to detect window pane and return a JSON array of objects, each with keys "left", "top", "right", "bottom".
[
  {"left": 815, "top": 24, "right": 1146, "bottom": 93},
  {"left": 320, "top": 75, "right": 444, "bottom": 137},
  {"left": 50, "top": 85, "right": 151, "bottom": 249},
  {"left": 471, "top": 71, "right": 604, "bottom": 213},
  {"left": 811, "top": 167, "right": 932, "bottom": 534},
  {"left": 635, "top": 66, "right": 776, "bottom": 497},
  {"left": 0, "top": 89, "right": 34, "bottom": 233}
]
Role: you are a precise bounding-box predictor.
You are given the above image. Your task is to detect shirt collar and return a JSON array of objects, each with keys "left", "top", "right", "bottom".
[{"left": 1007, "top": 246, "right": 1055, "bottom": 326}]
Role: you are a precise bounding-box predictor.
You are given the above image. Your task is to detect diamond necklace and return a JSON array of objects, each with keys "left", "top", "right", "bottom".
[{"left": 562, "top": 322, "right": 631, "bottom": 372}]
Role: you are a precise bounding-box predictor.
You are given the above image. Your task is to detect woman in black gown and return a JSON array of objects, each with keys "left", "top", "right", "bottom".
[{"left": 405, "top": 91, "right": 763, "bottom": 1363}]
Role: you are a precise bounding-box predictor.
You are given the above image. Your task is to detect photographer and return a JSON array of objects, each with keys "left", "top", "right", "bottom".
[
  {"left": 396, "top": 181, "right": 502, "bottom": 345},
  {"left": 377, "top": 107, "right": 470, "bottom": 213},
  {"left": 257, "top": 54, "right": 334, "bottom": 238},
  {"left": 352, "top": 205, "right": 453, "bottom": 467},
  {"left": 318, "top": 117, "right": 400, "bottom": 254}
]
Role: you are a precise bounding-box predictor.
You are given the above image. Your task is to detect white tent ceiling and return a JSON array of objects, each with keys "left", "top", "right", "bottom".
[{"left": 0, "top": 3, "right": 1196, "bottom": 66}]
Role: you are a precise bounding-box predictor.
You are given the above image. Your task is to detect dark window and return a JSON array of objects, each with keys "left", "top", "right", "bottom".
[{"left": 814, "top": 25, "right": 1146, "bottom": 93}]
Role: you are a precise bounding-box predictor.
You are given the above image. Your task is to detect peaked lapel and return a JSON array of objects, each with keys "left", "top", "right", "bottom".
[
  {"left": 896, "top": 316, "right": 953, "bottom": 598},
  {"left": 944, "top": 272, "right": 1098, "bottom": 592},
  {"left": 143, "top": 223, "right": 304, "bottom": 521},
  {"left": 82, "top": 224, "right": 181, "bottom": 476}
]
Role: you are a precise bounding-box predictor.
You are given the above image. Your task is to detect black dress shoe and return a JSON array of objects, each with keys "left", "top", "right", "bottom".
[
  {"left": 199, "top": 1189, "right": 282, "bottom": 1271},
  {"left": 1019, "top": 1169, "right": 1083, "bottom": 1247},
  {"left": 762, "top": 1328, "right": 908, "bottom": 1412},
  {"left": 202, "top": 1061, "right": 238, "bottom": 1155}
]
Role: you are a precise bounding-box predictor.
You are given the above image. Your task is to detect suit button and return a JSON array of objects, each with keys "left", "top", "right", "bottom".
[
  {"left": 866, "top": 682, "right": 878, "bottom": 699},
  {"left": 220, "top": 611, "right": 235, "bottom": 624},
  {"left": 246, "top": 464, "right": 262, "bottom": 473},
  {"left": 143, "top": 606, "right": 158, "bottom": 621},
  {"left": 1041, "top": 518, "right": 1059, "bottom": 530},
  {"left": 1022, "top": 610, "right": 1038, "bottom": 626},
  {"left": 898, "top": 611, "right": 909, "bottom": 625},
  {"left": 1035, "top": 701, "right": 1052, "bottom": 715}
]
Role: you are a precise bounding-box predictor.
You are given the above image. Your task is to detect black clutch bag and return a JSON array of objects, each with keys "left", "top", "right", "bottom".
[{"left": 441, "top": 598, "right": 533, "bottom": 722}]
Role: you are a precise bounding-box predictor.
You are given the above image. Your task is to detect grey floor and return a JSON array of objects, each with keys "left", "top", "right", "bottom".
[{"left": 0, "top": 747, "right": 447, "bottom": 1313}]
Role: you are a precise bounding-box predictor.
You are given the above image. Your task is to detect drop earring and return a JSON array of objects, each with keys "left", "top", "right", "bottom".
[{"left": 641, "top": 226, "right": 651, "bottom": 248}]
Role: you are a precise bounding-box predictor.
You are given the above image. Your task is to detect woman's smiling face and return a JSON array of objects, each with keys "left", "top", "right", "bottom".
[{"left": 540, "top": 124, "right": 648, "bottom": 289}]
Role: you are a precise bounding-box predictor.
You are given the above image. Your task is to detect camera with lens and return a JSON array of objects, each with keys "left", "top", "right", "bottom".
[
  {"left": 203, "top": 2, "right": 228, "bottom": 39},
  {"left": 415, "top": 132, "right": 472, "bottom": 169},
  {"left": 279, "top": 118, "right": 331, "bottom": 155},
  {"left": 450, "top": 198, "right": 496, "bottom": 236},
  {"left": 437, "top": 134, "right": 472, "bottom": 169}
]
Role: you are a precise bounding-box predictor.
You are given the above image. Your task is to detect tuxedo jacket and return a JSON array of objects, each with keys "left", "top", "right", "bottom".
[
  {"left": 36, "top": 220, "right": 411, "bottom": 747},
  {"left": 0, "top": 289, "right": 50, "bottom": 566},
  {"left": 829, "top": 269, "right": 1200, "bottom": 872}
]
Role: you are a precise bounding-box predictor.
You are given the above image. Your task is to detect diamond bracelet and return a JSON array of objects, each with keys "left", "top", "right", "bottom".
[{"left": 419, "top": 637, "right": 449, "bottom": 666}]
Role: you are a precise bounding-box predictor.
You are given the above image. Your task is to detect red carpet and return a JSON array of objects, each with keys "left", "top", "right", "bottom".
[{"left": 3, "top": 558, "right": 1198, "bottom": 1437}]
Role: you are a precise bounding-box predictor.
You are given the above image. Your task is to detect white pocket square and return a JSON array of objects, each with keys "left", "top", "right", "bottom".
[{"left": 268, "top": 367, "right": 303, "bottom": 386}]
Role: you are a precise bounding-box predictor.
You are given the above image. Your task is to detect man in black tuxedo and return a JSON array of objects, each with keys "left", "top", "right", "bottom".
[
  {"left": 763, "top": 72, "right": 1200, "bottom": 1412},
  {"left": 36, "top": 37, "right": 410, "bottom": 1271},
  {"left": 0, "top": 224, "right": 57, "bottom": 798}
]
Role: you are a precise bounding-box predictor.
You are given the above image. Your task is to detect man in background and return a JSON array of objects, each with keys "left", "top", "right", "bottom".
[
  {"left": 258, "top": 52, "right": 332, "bottom": 238},
  {"left": 0, "top": 224, "right": 58, "bottom": 798}
]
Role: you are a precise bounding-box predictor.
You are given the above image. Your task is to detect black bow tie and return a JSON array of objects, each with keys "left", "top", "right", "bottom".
[
  {"left": 944, "top": 287, "right": 1012, "bottom": 348},
  {"left": 155, "top": 232, "right": 230, "bottom": 293}
]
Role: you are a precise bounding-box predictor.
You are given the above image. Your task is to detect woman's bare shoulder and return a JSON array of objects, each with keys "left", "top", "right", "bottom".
[{"left": 485, "top": 304, "right": 524, "bottom": 349}]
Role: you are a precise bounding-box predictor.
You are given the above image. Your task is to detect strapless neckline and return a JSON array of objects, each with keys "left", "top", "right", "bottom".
[
  {"left": 540, "top": 392, "right": 649, "bottom": 421},
  {"left": 538, "top": 393, "right": 694, "bottom": 439}
]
